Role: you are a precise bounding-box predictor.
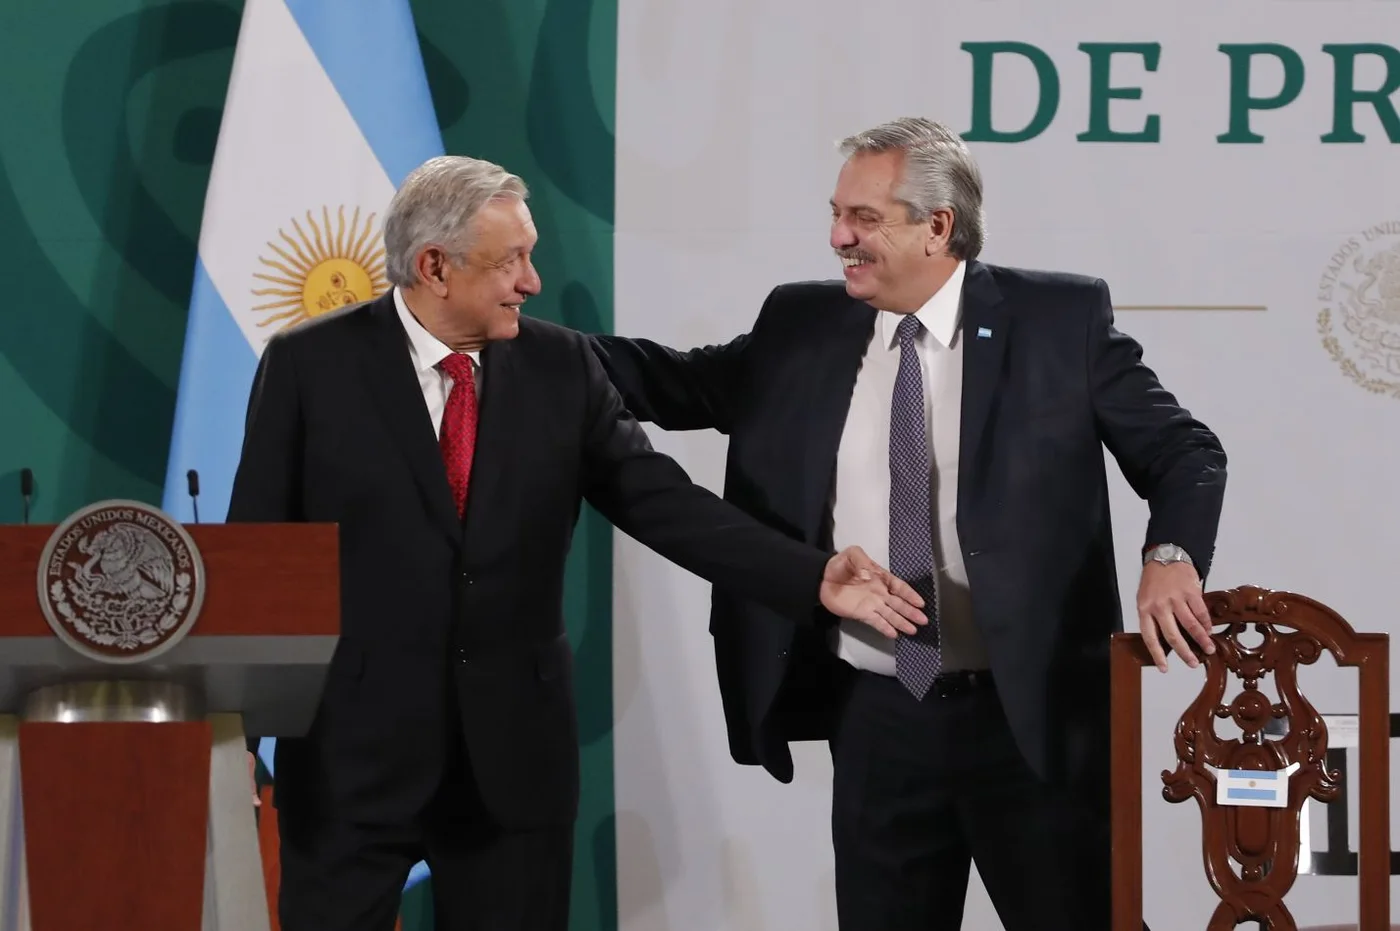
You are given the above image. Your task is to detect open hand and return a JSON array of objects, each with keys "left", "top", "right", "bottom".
[
  {"left": 819, "top": 546, "right": 927, "bottom": 638},
  {"left": 1137, "top": 560, "right": 1215, "bottom": 672}
]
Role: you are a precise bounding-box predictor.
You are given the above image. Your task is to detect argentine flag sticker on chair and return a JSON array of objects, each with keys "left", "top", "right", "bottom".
[{"left": 1213, "top": 763, "right": 1300, "bottom": 808}]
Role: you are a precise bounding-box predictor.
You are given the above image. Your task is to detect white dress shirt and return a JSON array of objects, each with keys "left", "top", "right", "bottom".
[
  {"left": 393, "top": 287, "right": 481, "bottom": 438},
  {"left": 830, "top": 260, "right": 988, "bottom": 675}
]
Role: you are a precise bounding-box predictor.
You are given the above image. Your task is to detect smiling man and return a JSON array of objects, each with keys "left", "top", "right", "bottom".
[
  {"left": 227, "top": 154, "right": 927, "bottom": 931},
  {"left": 590, "top": 117, "right": 1228, "bottom": 930}
]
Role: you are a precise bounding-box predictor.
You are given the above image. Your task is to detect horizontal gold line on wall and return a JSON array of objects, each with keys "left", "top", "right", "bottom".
[{"left": 1114, "top": 305, "right": 1268, "bottom": 311}]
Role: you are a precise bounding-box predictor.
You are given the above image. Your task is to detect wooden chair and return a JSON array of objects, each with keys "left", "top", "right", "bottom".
[{"left": 1110, "top": 585, "right": 1392, "bottom": 930}]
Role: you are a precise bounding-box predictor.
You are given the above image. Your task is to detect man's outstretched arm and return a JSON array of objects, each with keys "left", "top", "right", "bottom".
[
  {"left": 578, "top": 335, "right": 924, "bottom": 636},
  {"left": 589, "top": 331, "right": 749, "bottom": 434}
]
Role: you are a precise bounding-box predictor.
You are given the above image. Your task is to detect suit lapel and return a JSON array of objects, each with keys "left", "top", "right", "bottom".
[
  {"left": 358, "top": 295, "right": 462, "bottom": 543},
  {"left": 459, "top": 336, "right": 517, "bottom": 536},
  {"left": 957, "top": 260, "right": 1009, "bottom": 491},
  {"left": 799, "top": 298, "right": 877, "bottom": 541}
]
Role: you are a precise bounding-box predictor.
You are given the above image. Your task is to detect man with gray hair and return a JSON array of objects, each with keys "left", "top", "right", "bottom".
[
  {"left": 592, "top": 117, "right": 1226, "bottom": 929},
  {"left": 227, "top": 154, "right": 929, "bottom": 931}
]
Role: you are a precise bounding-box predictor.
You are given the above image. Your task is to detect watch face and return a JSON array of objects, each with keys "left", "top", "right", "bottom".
[{"left": 1149, "top": 545, "right": 1185, "bottom": 564}]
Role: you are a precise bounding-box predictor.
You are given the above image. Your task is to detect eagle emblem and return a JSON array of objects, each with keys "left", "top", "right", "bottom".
[{"left": 37, "top": 500, "right": 205, "bottom": 663}]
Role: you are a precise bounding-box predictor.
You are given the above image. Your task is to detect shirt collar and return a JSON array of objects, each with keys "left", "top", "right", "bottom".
[
  {"left": 393, "top": 287, "right": 479, "bottom": 373},
  {"left": 878, "top": 259, "right": 966, "bottom": 351}
]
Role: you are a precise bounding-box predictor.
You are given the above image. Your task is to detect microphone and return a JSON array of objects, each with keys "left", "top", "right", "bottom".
[
  {"left": 186, "top": 469, "right": 201, "bottom": 524},
  {"left": 19, "top": 468, "right": 32, "bottom": 525}
]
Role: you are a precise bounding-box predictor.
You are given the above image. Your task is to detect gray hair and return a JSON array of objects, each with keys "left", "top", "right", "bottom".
[
  {"left": 384, "top": 155, "right": 530, "bottom": 286},
  {"left": 838, "top": 117, "right": 985, "bottom": 260}
]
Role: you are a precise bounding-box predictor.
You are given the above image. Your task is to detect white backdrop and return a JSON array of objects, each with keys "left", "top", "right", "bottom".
[{"left": 611, "top": 1, "right": 1400, "bottom": 927}]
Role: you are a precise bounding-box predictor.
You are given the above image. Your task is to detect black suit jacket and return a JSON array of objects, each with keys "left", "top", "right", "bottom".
[
  {"left": 591, "top": 261, "right": 1227, "bottom": 792},
  {"left": 226, "top": 291, "right": 835, "bottom": 829}
]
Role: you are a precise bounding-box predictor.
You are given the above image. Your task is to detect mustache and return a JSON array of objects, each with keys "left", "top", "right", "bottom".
[{"left": 836, "top": 248, "right": 875, "bottom": 262}]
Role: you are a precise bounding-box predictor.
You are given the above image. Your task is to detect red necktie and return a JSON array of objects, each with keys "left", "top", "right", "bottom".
[{"left": 437, "top": 353, "right": 478, "bottom": 518}]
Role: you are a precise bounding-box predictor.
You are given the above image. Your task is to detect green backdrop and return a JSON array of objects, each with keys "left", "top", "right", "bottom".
[{"left": 0, "top": 2, "right": 618, "bottom": 928}]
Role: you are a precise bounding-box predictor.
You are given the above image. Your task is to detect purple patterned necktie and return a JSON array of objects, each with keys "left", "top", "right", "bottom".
[{"left": 890, "top": 314, "right": 942, "bottom": 698}]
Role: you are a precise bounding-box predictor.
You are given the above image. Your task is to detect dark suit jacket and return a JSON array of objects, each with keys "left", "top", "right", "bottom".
[
  {"left": 590, "top": 260, "right": 1227, "bottom": 792},
  {"left": 226, "top": 291, "right": 835, "bottom": 829}
]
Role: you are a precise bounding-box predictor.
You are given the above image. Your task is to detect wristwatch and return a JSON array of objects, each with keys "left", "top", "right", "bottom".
[{"left": 1144, "top": 543, "right": 1193, "bottom": 568}]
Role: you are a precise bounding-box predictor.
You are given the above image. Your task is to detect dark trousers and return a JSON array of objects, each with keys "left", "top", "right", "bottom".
[
  {"left": 830, "top": 668, "right": 1118, "bottom": 931},
  {"left": 275, "top": 733, "right": 573, "bottom": 931}
]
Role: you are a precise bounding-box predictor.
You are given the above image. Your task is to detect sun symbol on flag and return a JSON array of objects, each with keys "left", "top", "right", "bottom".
[{"left": 251, "top": 206, "right": 389, "bottom": 330}]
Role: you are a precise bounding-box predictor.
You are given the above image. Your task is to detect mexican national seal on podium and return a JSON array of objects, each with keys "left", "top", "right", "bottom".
[{"left": 35, "top": 499, "right": 206, "bottom": 665}]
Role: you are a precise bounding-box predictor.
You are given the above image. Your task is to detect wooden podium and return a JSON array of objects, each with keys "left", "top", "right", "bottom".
[{"left": 0, "top": 501, "right": 339, "bottom": 931}]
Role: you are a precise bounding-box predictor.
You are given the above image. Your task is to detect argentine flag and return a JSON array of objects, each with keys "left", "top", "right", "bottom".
[
  {"left": 161, "top": 0, "right": 443, "bottom": 890},
  {"left": 1213, "top": 762, "right": 1298, "bottom": 808},
  {"left": 163, "top": 0, "right": 443, "bottom": 525}
]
